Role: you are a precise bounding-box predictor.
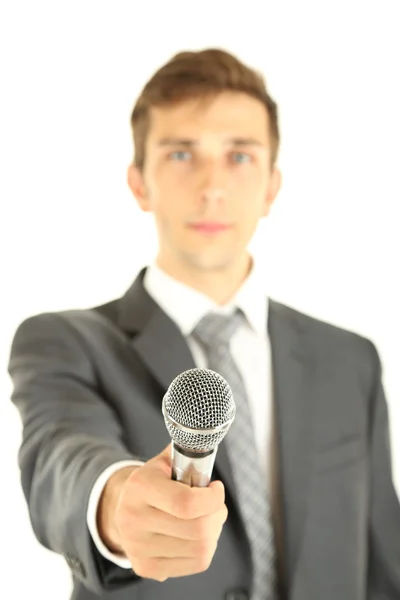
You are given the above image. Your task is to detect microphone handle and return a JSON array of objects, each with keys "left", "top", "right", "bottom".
[{"left": 171, "top": 442, "right": 217, "bottom": 487}]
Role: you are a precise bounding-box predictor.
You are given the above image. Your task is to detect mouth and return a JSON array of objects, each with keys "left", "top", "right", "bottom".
[{"left": 187, "top": 222, "right": 232, "bottom": 234}]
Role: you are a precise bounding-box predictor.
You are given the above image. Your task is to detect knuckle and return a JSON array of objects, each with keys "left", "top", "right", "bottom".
[
  {"left": 131, "top": 471, "right": 146, "bottom": 495},
  {"left": 195, "top": 538, "right": 211, "bottom": 557},
  {"left": 220, "top": 504, "right": 229, "bottom": 524},
  {"left": 126, "top": 539, "right": 143, "bottom": 558},
  {"left": 130, "top": 558, "right": 146, "bottom": 578},
  {"left": 214, "top": 486, "right": 225, "bottom": 506},
  {"left": 125, "top": 541, "right": 141, "bottom": 565},
  {"left": 194, "top": 536, "right": 217, "bottom": 573},
  {"left": 193, "top": 518, "right": 211, "bottom": 540},
  {"left": 176, "top": 490, "right": 196, "bottom": 519},
  {"left": 196, "top": 548, "right": 213, "bottom": 572},
  {"left": 132, "top": 558, "right": 158, "bottom": 580}
]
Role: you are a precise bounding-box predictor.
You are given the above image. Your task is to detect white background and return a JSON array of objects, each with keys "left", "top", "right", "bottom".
[{"left": 0, "top": 1, "right": 399, "bottom": 598}]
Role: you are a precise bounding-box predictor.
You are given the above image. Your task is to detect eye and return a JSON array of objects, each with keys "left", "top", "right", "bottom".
[
  {"left": 231, "top": 152, "right": 252, "bottom": 164},
  {"left": 169, "top": 150, "right": 192, "bottom": 161}
]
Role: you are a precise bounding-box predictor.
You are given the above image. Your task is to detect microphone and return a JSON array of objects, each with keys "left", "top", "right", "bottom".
[{"left": 162, "top": 367, "right": 236, "bottom": 487}]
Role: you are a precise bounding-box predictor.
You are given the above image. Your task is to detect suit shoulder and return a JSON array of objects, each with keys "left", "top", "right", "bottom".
[
  {"left": 11, "top": 298, "right": 121, "bottom": 346},
  {"left": 269, "top": 298, "right": 377, "bottom": 359}
]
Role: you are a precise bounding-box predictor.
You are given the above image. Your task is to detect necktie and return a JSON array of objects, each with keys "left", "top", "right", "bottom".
[{"left": 192, "top": 310, "right": 276, "bottom": 600}]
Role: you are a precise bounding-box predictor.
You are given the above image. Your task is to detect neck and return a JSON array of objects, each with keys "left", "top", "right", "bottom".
[{"left": 156, "top": 254, "right": 253, "bottom": 305}]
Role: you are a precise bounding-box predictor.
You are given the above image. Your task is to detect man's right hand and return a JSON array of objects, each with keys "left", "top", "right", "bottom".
[{"left": 97, "top": 444, "right": 228, "bottom": 582}]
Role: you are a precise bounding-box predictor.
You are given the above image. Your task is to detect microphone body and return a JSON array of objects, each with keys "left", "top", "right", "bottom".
[
  {"left": 171, "top": 445, "right": 217, "bottom": 487},
  {"left": 162, "top": 368, "right": 236, "bottom": 487}
]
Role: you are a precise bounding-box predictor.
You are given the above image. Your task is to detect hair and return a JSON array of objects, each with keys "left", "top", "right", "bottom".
[{"left": 130, "top": 48, "right": 280, "bottom": 171}]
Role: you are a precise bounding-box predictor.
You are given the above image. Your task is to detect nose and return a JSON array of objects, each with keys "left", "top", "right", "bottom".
[
  {"left": 202, "top": 187, "right": 225, "bottom": 205},
  {"left": 199, "top": 163, "right": 227, "bottom": 206}
]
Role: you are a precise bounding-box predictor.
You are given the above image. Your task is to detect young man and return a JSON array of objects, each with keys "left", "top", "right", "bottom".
[{"left": 8, "top": 48, "right": 400, "bottom": 600}]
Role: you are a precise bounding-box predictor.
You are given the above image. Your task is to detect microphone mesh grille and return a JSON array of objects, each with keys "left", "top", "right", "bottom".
[{"left": 163, "top": 368, "right": 235, "bottom": 451}]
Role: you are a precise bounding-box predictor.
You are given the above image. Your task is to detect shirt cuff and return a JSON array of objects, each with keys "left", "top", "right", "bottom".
[{"left": 87, "top": 460, "right": 145, "bottom": 569}]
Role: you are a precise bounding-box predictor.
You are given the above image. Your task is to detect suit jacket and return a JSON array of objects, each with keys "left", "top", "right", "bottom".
[{"left": 8, "top": 269, "right": 400, "bottom": 600}]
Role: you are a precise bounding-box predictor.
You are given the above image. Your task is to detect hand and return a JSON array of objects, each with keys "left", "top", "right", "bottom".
[{"left": 98, "top": 444, "right": 228, "bottom": 582}]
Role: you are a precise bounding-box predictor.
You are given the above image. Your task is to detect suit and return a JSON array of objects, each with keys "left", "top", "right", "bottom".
[{"left": 8, "top": 268, "right": 400, "bottom": 599}]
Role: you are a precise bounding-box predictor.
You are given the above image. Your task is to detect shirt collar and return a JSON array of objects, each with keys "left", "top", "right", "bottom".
[{"left": 143, "top": 260, "right": 268, "bottom": 338}]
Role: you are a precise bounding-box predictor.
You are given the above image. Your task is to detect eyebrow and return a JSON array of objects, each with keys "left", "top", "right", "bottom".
[{"left": 157, "top": 137, "right": 264, "bottom": 147}]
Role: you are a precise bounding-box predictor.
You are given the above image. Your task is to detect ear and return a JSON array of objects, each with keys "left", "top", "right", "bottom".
[
  {"left": 127, "top": 164, "right": 151, "bottom": 212},
  {"left": 262, "top": 167, "right": 282, "bottom": 217}
]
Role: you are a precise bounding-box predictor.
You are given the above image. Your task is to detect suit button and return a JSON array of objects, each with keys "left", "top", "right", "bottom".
[{"left": 225, "top": 591, "right": 249, "bottom": 600}]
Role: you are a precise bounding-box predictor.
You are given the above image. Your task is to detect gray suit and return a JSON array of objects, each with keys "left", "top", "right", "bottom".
[{"left": 8, "top": 269, "right": 400, "bottom": 600}]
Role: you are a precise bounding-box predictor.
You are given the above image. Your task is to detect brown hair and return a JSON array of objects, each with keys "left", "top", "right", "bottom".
[{"left": 130, "top": 48, "right": 280, "bottom": 170}]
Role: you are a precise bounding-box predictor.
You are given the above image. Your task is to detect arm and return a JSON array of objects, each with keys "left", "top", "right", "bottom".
[
  {"left": 367, "top": 342, "right": 400, "bottom": 596},
  {"left": 8, "top": 312, "right": 143, "bottom": 594}
]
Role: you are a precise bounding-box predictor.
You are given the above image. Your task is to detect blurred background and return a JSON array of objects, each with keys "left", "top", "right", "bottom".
[{"left": 0, "top": 1, "right": 399, "bottom": 598}]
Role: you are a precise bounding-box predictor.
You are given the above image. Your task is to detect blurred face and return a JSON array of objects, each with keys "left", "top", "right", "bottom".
[{"left": 128, "top": 91, "right": 281, "bottom": 274}]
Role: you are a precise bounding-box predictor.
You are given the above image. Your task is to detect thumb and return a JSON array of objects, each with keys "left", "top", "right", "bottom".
[
  {"left": 160, "top": 442, "right": 173, "bottom": 459},
  {"left": 155, "top": 442, "right": 173, "bottom": 474}
]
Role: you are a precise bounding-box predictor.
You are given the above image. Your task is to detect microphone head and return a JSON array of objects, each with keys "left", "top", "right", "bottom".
[{"left": 162, "top": 368, "right": 236, "bottom": 452}]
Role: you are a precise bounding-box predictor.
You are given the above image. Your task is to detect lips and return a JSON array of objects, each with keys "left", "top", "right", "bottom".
[{"left": 189, "top": 222, "right": 231, "bottom": 233}]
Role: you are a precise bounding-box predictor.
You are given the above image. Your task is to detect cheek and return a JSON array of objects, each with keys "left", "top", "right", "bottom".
[
  {"left": 148, "top": 188, "right": 185, "bottom": 224},
  {"left": 236, "top": 190, "right": 267, "bottom": 221},
  {"left": 151, "top": 171, "right": 189, "bottom": 206},
  {"left": 234, "top": 169, "right": 267, "bottom": 199}
]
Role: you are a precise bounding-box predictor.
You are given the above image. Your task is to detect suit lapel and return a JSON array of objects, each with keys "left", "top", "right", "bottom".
[
  {"left": 268, "top": 299, "right": 318, "bottom": 588},
  {"left": 118, "top": 268, "right": 196, "bottom": 388}
]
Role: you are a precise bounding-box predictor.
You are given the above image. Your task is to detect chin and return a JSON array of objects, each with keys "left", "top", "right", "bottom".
[{"left": 183, "top": 252, "right": 238, "bottom": 272}]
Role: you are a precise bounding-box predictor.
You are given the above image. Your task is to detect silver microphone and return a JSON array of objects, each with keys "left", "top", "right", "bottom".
[{"left": 162, "top": 367, "right": 236, "bottom": 487}]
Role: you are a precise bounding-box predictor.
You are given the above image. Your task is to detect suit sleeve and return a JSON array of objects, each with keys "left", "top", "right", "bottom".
[
  {"left": 7, "top": 312, "right": 143, "bottom": 595},
  {"left": 368, "top": 342, "right": 400, "bottom": 596},
  {"left": 87, "top": 460, "right": 144, "bottom": 568}
]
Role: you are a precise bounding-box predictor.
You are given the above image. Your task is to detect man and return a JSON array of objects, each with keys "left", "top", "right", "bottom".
[{"left": 8, "top": 48, "right": 400, "bottom": 600}]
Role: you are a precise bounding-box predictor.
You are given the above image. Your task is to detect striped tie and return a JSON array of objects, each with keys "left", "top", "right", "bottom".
[{"left": 192, "top": 310, "right": 277, "bottom": 600}]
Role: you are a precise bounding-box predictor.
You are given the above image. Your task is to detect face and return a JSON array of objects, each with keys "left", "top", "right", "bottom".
[{"left": 128, "top": 91, "right": 281, "bottom": 275}]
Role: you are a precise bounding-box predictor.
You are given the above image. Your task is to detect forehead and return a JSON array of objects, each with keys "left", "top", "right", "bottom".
[{"left": 147, "top": 92, "right": 270, "bottom": 144}]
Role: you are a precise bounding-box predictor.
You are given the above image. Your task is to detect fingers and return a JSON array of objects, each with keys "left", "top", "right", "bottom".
[
  {"left": 119, "top": 503, "right": 227, "bottom": 582},
  {"left": 131, "top": 554, "right": 217, "bottom": 582},
  {"left": 134, "top": 504, "right": 228, "bottom": 541},
  {"left": 129, "top": 533, "right": 215, "bottom": 559},
  {"left": 129, "top": 468, "right": 226, "bottom": 520}
]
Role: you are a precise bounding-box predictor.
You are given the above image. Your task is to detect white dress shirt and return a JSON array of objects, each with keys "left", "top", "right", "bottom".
[{"left": 87, "top": 261, "right": 273, "bottom": 568}]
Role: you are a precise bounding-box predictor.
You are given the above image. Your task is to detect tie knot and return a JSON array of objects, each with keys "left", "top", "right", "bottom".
[{"left": 192, "top": 310, "right": 244, "bottom": 349}]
